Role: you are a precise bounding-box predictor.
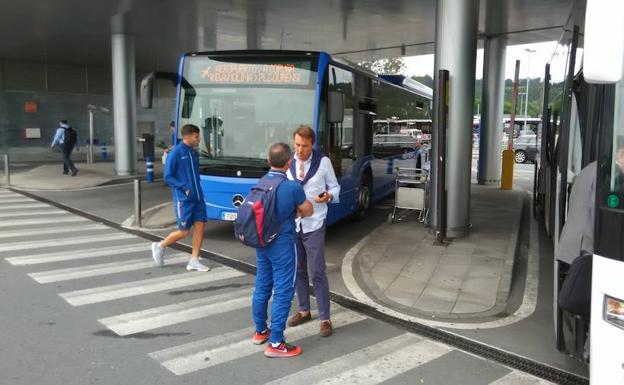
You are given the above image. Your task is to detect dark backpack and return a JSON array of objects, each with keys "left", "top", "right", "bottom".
[
  {"left": 64, "top": 126, "right": 77, "bottom": 148},
  {"left": 558, "top": 253, "right": 593, "bottom": 319},
  {"left": 234, "top": 172, "right": 286, "bottom": 248}
]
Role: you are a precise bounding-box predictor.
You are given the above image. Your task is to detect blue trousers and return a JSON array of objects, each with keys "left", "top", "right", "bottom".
[
  {"left": 61, "top": 144, "right": 76, "bottom": 174},
  {"left": 295, "top": 225, "right": 331, "bottom": 321},
  {"left": 252, "top": 236, "right": 296, "bottom": 344}
]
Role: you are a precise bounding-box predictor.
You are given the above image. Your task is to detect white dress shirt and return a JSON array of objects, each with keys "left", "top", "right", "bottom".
[{"left": 287, "top": 152, "right": 340, "bottom": 233}]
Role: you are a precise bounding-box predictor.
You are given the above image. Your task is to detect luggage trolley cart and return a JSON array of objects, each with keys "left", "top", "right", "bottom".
[{"left": 388, "top": 167, "right": 429, "bottom": 224}]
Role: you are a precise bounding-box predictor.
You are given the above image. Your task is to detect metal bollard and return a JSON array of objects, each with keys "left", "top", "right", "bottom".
[
  {"left": 134, "top": 179, "right": 142, "bottom": 228},
  {"left": 145, "top": 156, "right": 154, "bottom": 183},
  {"left": 100, "top": 142, "right": 108, "bottom": 160},
  {"left": 3, "top": 154, "right": 9, "bottom": 186}
]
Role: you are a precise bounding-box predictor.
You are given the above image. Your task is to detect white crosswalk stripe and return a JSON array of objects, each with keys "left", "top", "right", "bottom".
[
  {"left": 5, "top": 243, "right": 148, "bottom": 265},
  {"left": 264, "top": 333, "right": 422, "bottom": 385},
  {"left": 0, "top": 224, "right": 108, "bottom": 240},
  {"left": 489, "top": 371, "right": 556, "bottom": 384},
  {"left": 149, "top": 310, "right": 366, "bottom": 375},
  {"left": 0, "top": 209, "right": 64, "bottom": 219},
  {"left": 99, "top": 288, "right": 252, "bottom": 336},
  {"left": 0, "top": 232, "right": 134, "bottom": 252},
  {"left": 0, "top": 198, "right": 37, "bottom": 204},
  {"left": 60, "top": 267, "right": 245, "bottom": 306},
  {"left": 28, "top": 253, "right": 189, "bottom": 283},
  {"left": 0, "top": 216, "right": 87, "bottom": 228},
  {"left": 307, "top": 339, "right": 452, "bottom": 385},
  {"left": 0, "top": 203, "right": 49, "bottom": 211}
]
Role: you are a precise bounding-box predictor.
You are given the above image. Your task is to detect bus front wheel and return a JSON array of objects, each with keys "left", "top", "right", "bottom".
[{"left": 354, "top": 176, "right": 371, "bottom": 219}]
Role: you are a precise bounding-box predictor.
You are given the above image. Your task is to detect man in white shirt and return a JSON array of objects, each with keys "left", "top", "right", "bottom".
[{"left": 286, "top": 125, "right": 340, "bottom": 337}]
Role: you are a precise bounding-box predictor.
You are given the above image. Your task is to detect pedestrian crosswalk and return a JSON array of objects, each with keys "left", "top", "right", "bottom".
[{"left": 0, "top": 188, "right": 556, "bottom": 385}]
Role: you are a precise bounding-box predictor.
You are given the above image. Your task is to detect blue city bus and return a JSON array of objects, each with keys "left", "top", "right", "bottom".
[{"left": 141, "top": 50, "right": 432, "bottom": 224}]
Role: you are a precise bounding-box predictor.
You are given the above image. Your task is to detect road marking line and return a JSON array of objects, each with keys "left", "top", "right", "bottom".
[
  {"left": 489, "top": 371, "right": 555, "bottom": 384},
  {"left": 0, "top": 203, "right": 49, "bottom": 211},
  {"left": 59, "top": 267, "right": 245, "bottom": 306},
  {"left": 6, "top": 243, "right": 148, "bottom": 265},
  {"left": 0, "top": 232, "right": 134, "bottom": 253},
  {"left": 309, "top": 339, "right": 451, "bottom": 385},
  {"left": 99, "top": 288, "right": 252, "bottom": 336},
  {"left": 0, "top": 224, "right": 107, "bottom": 240},
  {"left": 0, "top": 195, "right": 32, "bottom": 205},
  {"left": 0, "top": 216, "right": 87, "bottom": 228},
  {"left": 150, "top": 310, "right": 365, "bottom": 375},
  {"left": 0, "top": 198, "right": 36, "bottom": 204},
  {"left": 28, "top": 253, "right": 189, "bottom": 283},
  {"left": 265, "top": 333, "right": 421, "bottom": 385},
  {"left": 0, "top": 210, "right": 64, "bottom": 219}
]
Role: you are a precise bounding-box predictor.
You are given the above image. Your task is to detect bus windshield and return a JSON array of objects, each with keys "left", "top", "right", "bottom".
[
  {"left": 178, "top": 55, "right": 317, "bottom": 170},
  {"left": 610, "top": 64, "right": 624, "bottom": 195}
]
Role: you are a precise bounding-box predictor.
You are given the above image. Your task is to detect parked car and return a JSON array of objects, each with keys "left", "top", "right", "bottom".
[
  {"left": 514, "top": 135, "right": 539, "bottom": 163},
  {"left": 373, "top": 134, "right": 418, "bottom": 158}
]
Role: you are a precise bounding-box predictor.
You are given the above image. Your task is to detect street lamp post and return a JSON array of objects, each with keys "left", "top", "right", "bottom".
[{"left": 524, "top": 49, "right": 536, "bottom": 130}]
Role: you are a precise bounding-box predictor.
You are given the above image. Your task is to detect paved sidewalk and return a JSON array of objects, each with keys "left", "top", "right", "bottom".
[
  {"left": 347, "top": 185, "right": 524, "bottom": 320},
  {"left": 5, "top": 161, "right": 163, "bottom": 190}
]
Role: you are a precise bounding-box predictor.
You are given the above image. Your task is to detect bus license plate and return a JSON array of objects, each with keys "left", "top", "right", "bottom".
[{"left": 222, "top": 212, "right": 237, "bottom": 221}]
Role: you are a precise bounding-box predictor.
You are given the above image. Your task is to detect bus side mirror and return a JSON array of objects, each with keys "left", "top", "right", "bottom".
[
  {"left": 328, "top": 91, "right": 345, "bottom": 123},
  {"left": 140, "top": 72, "right": 156, "bottom": 109},
  {"left": 140, "top": 71, "right": 180, "bottom": 109},
  {"left": 584, "top": 0, "right": 624, "bottom": 83}
]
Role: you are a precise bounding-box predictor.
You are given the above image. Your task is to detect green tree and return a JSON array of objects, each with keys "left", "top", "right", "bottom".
[
  {"left": 410, "top": 74, "right": 434, "bottom": 88},
  {"left": 359, "top": 57, "right": 406, "bottom": 74}
]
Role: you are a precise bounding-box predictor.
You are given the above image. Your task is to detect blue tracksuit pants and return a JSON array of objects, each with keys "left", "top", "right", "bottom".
[{"left": 252, "top": 236, "right": 296, "bottom": 344}]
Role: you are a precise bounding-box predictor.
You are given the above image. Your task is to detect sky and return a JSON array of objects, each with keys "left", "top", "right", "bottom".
[{"left": 403, "top": 41, "right": 574, "bottom": 82}]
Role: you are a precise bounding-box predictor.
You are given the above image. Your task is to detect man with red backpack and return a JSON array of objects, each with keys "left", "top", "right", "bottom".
[{"left": 244, "top": 142, "right": 313, "bottom": 358}]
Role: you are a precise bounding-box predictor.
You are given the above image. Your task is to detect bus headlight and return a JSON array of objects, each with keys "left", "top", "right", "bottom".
[{"left": 604, "top": 295, "right": 624, "bottom": 329}]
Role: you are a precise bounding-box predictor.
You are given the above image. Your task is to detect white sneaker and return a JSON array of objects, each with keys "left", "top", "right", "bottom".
[
  {"left": 186, "top": 258, "right": 210, "bottom": 272},
  {"left": 151, "top": 242, "right": 164, "bottom": 266}
]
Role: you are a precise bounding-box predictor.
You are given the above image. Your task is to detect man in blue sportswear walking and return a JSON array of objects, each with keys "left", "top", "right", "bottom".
[
  {"left": 252, "top": 142, "right": 313, "bottom": 358},
  {"left": 151, "top": 124, "right": 210, "bottom": 272}
]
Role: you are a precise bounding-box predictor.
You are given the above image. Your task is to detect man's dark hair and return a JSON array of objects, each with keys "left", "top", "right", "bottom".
[
  {"left": 60, "top": 119, "right": 68, "bottom": 125},
  {"left": 294, "top": 125, "right": 315, "bottom": 143},
  {"left": 181, "top": 124, "right": 200, "bottom": 136},
  {"left": 268, "top": 142, "right": 291, "bottom": 168}
]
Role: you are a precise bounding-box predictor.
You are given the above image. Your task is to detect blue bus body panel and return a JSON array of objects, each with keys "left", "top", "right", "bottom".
[{"left": 200, "top": 175, "right": 258, "bottom": 220}]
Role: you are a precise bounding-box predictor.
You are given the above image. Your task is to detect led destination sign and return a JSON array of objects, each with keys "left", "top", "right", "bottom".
[{"left": 189, "top": 59, "right": 312, "bottom": 86}]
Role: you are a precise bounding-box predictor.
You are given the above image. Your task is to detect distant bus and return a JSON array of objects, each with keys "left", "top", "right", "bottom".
[{"left": 142, "top": 50, "right": 432, "bottom": 224}]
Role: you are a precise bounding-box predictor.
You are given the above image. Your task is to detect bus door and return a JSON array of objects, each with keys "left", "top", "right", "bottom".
[
  {"left": 326, "top": 65, "right": 358, "bottom": 215},
  {"left": 591, "top": 73, "right": 624, "bottom": 385}
]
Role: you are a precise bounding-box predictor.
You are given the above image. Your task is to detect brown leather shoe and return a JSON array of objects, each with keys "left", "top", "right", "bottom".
[
  {"left": 287, "top": 312, "right": 311, "bottom": 327},
  {"left": 320, "top": 320, "right": 332, "bottom": 337}
]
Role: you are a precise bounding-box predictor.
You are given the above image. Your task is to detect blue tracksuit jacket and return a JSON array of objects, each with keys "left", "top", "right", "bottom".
[{"left": 164, "top": 142, "right": 204, "bottom": 202}]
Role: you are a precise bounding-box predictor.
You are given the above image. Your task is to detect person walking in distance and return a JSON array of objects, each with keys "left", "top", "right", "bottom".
[
  {"left": 50, "top": 119, "right": 78, "bottom": 176},
  {"left": 286, "top": 125, "right": 340, "bottom": 337},
  {"left": 252, "top": 142, "right": 313, "bottom": 357},
  {"left": 151, "top": 124, "right": 210, "bottom": 272}
]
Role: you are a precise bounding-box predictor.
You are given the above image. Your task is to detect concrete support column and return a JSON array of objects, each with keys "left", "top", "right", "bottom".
[
  {"left": 111, "top": 14, "right": 137, "bottom": 176},
  {"left": 478, "top": 36, "right": 507, "bottom": 185},
  {"left": 431, "top": 0, "right": 479, "bottom": 238}
]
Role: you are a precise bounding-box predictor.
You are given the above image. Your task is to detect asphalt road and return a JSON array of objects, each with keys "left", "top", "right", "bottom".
[{"left": 0, "top": 188, "right": 557, "bottom": 385}]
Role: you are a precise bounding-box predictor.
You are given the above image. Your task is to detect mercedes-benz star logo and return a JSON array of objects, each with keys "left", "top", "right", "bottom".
[{"left": 232, "top": 194, "right": 244, "bottom": 208}]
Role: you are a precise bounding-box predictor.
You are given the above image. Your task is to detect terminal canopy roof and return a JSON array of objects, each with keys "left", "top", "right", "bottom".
[{"left": 0, "top": 0, "right": 585, "bottom": 70}]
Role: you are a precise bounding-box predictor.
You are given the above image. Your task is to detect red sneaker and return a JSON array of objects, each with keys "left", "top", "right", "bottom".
[
  {"left": 252, "top": 329, "right": 270, "bottom": 345},
  {"left": 264, "top": 342, "right": 302, "bottom": 358}
]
